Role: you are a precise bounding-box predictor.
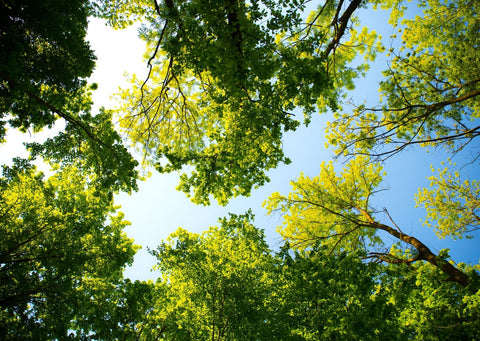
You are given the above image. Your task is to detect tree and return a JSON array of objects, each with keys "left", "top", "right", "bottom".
[
  {"left": 0, "top": 160, "right": 138, "bottom": 339},
  {"left": 2, "top": 0, "right": 479, "bottom": 338},
  {"left": 1, "top": 0, "right": 139, "bottom": 195},
  {"left": 95, "top": 0, "right": 381, "bottom": 204},
  {"left": 263, "top": 0, "right": 480, "bottom": 336},
  {"left": 0, "top": 2, "right": 141, "bottom": 337},
  {"left": 148, "top": 212, "right": 275, "bottom": 340},
  {"left": 265, "top": 156, "right": 471, "bottom": 287},
  {"left": 265, "top": 155, "right": 480, "bottom": 336},
  {"left": 0, "top": 0, "right": 95, "bottom": 140}
]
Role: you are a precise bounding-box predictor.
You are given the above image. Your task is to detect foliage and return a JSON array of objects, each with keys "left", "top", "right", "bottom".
[
  {"left": 266, "top": 155, "right": 471, "bottom": 287},
  {"left": 266, "top": 156, "right": 384, "bottom": 251},
  {"left": 378, "top": 255, "right": 480, "bottom": 339},
  {"left": 271, "top": 244, "right": 401, "bottom": 340},
  {"left": 149, "top": 212, "right": 275, "bottom": 340},
  {"left": 2, "top": 0, "right": 480, "bottom": 339},
  {"left": 0, "top": 0, "right": 95, "bottom": 140},
  {"left": 68, "top": 214, "right": 480, "bottom": 340},
  {"left": 71, "top": 278, "right": 164, "bottom": 339},
  {"left": 261, "top": 0, "right": 480, "bottom": 335},
  {"left": 327, "top": 0, "right": 480, "bottom": 159},
  {"left": 1, "top": 0, "right": 139, "bottom": 196},
  {"left": 0, "top": 160, "right": 138, "bottom": 339},
  {"left": 96, "top": 0, "right": 381, "bottom": 204},
  {"left": 416, "top": 161, "right": 480, "bottom": 240},
  {"left": 106, "top": 215, "right": 409, "bottom": 340},
  {"left": 26, "top": 106, "right": 139, "bottom": 195}
]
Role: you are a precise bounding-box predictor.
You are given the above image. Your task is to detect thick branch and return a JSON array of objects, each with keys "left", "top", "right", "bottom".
[{"left": 373, "top": 221, "right": 469, "bottom": 287}]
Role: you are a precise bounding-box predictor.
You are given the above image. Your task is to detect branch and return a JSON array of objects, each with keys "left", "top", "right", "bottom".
[
  {"left": 367, "top": 251, "right": 419, "bottom": 265},
  {"left": 383, "top": 207, "right": 403, "bottom": 233},
  {"left": 139, "top": 15, "right": 169, "bottom": 105},
  {"left": 354, "top": 124, "right": 480, "bottom": 161},
  {"left": 323, "top": 0, "right": 363, "bottom": 58},
  {"left": 335, "top": 87, "right": 480, "bottom": 160},
  {"left": 372, "top": 221, "right": 469, "bottom": 287},
  {"left": 24, "top": 89, "right": 118, "bottom": 160}
]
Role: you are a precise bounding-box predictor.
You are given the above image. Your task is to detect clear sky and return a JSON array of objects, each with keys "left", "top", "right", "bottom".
[
  {"left": 86, "top": 17, "right": 345, "bottom": 281},
  {"left": 85, "top": 10, "right": 479, "bottom": 282},
  {"left": 3, "top": 6, "right": 477, "bottom": 283}
]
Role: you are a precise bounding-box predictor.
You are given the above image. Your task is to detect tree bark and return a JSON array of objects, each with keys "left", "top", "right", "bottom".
[
  {"left": 374, "top": 222, "right": 469, "bottom": 287},
  {"left": 324, "top": 0, "right": 363, "bottom": 58}
]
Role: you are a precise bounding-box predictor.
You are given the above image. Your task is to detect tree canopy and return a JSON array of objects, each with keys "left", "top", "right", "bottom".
[
  {"left": 1, "top": 0, "right": 139, "bottom": 196},
  {"left": 0, "top": 0, "right": 95, "bottom": 140},
  {"left": 326, "top": 0, "right": 480, "bottom": 159},
  {"left": 0, "top": 160, "right": 138, "bottom": 339},
  {"left": 95, "top": 0, "right": 380, "bottom": 204},
  {"left": 1, "top": 0, "right": 479, "bottom": 339}
]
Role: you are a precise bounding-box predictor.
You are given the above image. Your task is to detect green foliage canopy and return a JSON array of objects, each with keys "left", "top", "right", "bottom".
[
  {"left": 1, "top": 0, "right": 479, "bottom": 339},
  {"left": 1, "top": 0, "right": 139, "bottom": 195},
  {"left": 149, "top": 212, "right": 274, "bottom": 339},
  {"left": 0, "top": 0, "right": 95, "bottom": 139},
  {"left": 327, "top": 0, "right": 480, "bottom": 159},
  {"left": 96, "top": 0, "right": 380, "bottom": 204},
  {"left": 0, "top": 161, "right": 138, "bottom": 339}
]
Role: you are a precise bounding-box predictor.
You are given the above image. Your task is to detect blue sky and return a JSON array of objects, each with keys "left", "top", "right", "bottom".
[
  {"left": 89, "top": 7, "right": 478, "bottom": 282},
  {"left": 84, "top": 4, "right": 480, "bottom": 281},
  {"left": 4, "top": 5, "right": 477, "bottom": 282}
]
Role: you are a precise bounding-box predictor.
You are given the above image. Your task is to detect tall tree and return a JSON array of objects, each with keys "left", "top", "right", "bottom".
[
  {"left": 1, "top": 0, "right": 139, "bottom": 195},
  {"left": 264, "top": 0, "right": 480, "bottom": 335},
  {"left": 0, "top": 0, "right": 95, "bottom": 140},
  {"left": 265, "top": 155, "right": 480, "bottom": 336},
  {"left": 0, "top": 160, "right": 138, "bottom": 339},
  {"left": 148, "top": 212, "right": 275, "bottom": 340}
]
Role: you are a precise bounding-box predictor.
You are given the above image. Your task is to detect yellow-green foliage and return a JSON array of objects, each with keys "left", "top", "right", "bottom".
[
  {"left": 416, "top": 161, "right": 480, "bottom": 240},
  {"left": 327, "top": 0, "right": 480, "bottom": 157},
  {"left": 265, "top": 156, "right": 384, "bottom": 251}
]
